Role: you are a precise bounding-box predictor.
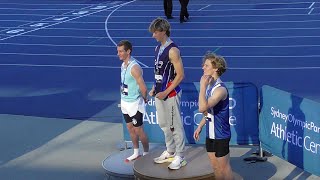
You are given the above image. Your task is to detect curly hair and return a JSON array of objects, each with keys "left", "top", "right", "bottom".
[{"left": 202, "top": 51, "right": 227, "bottom": 76}]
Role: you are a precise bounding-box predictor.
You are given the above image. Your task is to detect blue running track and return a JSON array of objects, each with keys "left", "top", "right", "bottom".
[{"left": 0, "top": 0, "right": 319, "bottom": 121}]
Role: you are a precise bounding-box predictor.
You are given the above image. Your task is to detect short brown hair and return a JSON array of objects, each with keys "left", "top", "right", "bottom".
[{"left": 117, "top": 40, "right": 132, "bottom": 54}]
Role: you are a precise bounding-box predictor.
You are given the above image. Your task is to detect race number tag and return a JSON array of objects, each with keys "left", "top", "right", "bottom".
[
  {"left": 155, "top": 74, "right": 163, "bottom": 83},
  {"left": 121, "top": 84, "right": 128, "bottom": 95}
]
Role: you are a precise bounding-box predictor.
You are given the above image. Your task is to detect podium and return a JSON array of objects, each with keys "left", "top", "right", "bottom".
[{"left": 103, "top": 145, "right": 243, "bottom": 180}]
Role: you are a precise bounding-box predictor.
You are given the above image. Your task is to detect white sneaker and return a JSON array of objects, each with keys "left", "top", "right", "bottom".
[
  {"left": 153, "top": 150, "right": 175, "bottom": 164},
  {"left": 168, "top": 156, "right": 187, "bottom": 170}
]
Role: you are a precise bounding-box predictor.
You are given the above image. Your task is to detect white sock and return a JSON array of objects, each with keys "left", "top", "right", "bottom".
[
  {"left": 127, "top": 148, "right": 139, "bottom": 161},
  {"left": 143, "top": 152, "right": 149, "bottom": 156}
]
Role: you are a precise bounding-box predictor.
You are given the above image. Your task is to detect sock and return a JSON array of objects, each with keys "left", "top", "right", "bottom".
[
  {"left": 126, "top": 148, "right": 139, "bottom": 161},
  {"left": 143, "top": 152, "right": 149, "bottom": 156}
]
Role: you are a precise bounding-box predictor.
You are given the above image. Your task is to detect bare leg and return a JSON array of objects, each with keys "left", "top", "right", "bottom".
[
  {"left": 218, "top": 153, "right": 233, "bottom": 180},
  {"left": 134, "top": 126, "right": 149, "bottom": 153},
  {"left": 208, "top": 152, "right": 223, "bottom": 179},
  {"left": 126, "top": 123, "right": 140, "bottom": 161},
  {"left": 208, "top": 152, "right": 234, "bottom": 180}
]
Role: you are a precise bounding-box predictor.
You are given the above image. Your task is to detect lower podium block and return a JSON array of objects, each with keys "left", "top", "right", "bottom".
[{"left": 102, "top": 149, "right": 135, "bottom": 180}]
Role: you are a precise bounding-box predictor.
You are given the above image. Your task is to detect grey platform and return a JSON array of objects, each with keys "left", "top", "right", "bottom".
[
  {"left": 133, "top": 146, "right": 242, "bottom": 180},
  {"left": 102, "top": 149, "right": 136, "bottom": 180},
  {"left": 102, "top": 145, "right": 242, "bottom": 180}
]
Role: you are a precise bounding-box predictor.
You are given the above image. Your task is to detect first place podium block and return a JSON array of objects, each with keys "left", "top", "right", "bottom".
[{"left": 134, "top": 146, "right": 243, "bottom": 180}]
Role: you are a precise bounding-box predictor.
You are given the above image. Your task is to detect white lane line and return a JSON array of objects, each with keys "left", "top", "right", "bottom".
[
  {"left": 0, "top": 2, "right": 109, "bottom": 34},
  {"left": 309, "top": 2, "right": 315, "bottom": 8},
  {"left": 107, "top": 27, "right": 320, "bottom": 31},
  {"left": 308, "top": 8, "right": 314, "bottom": 14},
  {"left": 0, "top": 12, "right": 317, "bottom": 18},
  {"left": 0, "top": 53, "right": 117, "bottom": 57},
  {"left": 198, "top": 5, "right": 211, "bottom": 11},
  {"left": 104, "top": 5, "right": 125, "bottom": 46},
  {"left": 115, "top": 7, "right": 311, "bottom": 11},
  {"left": 89, "top": 13, "right": 320, "bottom": 17},
  {"left": 104, "top": 0, "right": 148, "bottom": 68},
  {"left": 0, "top": 42, "right": 113, "bottom": 47},
  {"left": 106, "top": 36, "right": 320, "bottom": 38},
  {"left": 0, "top": 2, "right": 123, "bottom": 40},
  {"left": 131, "top": 55, "right": 320, "bottom": 58},
  {"left": 0, "top": 63, "right": 120, "bottom": 68},
  {"left": 185, "top": 67, "right": 320, "bottom": 70},
  {"left": 0, "top": 2, "right": 313, "bottom": 6},
  {"left": 103, "top": 19, "right": 320, "bottom": 24},
  {"left": 0, "top": 63, "right": 319, "bottom": 70},
  {"left": 2, "top": 35, "right": 320, "bottom": 39},
  {"left": 2, "top": 42, "right": 320, "bottom": 48},
  {"left": 0, "top": 7, "right": 81, "bottom": 10},
  {"left": 1, "top": 53, "right": 320, "bottom": 58},
  {"left": 127, "top": 2, "right": 313, "bottom": 6},
  {"left": 0, "top": 2, "right": 107, "bottom": 6},
  {"left": 2, "top": 26, "right": 320, "bottom": 31},
  {"left": 2, "top": 34, "right": 320, "bottom": 39},
  {"left": 3, "top": 19, "right": 320, "bottom": 24}
]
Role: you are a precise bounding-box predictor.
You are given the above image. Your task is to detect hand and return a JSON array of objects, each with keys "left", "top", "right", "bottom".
[
  {"left": 155, "top": 91, "right": 168, "bottom": 100},
  {"left": 148, "top": 88, "right": 155, "bottom": 97},
  {"left": 200, "top": 75, "right": 212, "bottom": 88},
  {"left": 143, "top": 97, "right": 148, "bottom": 103},
  {"left": 193, "top": 127, "right": 202, "bottom": 141}
]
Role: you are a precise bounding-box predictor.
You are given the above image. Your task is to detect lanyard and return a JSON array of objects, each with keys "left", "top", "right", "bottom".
[
  {"left": 122, "top": 59, "right": 132, "bottom": 85},
  {"left": 155, "top": 38, "right": 171, "bottom": 70}
]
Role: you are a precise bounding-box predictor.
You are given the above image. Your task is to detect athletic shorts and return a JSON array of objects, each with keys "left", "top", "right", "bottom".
[
  {"left": 121, "top": 98, "right": 145, "bottom": 117},
  {"left": 206, "top": 138, "right": 230, "bottom": 157},
  {"left": 123, "top": 111, "right": 143, "bottom": 127}
]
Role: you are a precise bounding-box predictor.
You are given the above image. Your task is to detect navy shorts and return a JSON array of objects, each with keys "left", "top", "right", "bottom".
[
  {"left": 123, "top": 111, "right": 143, "bottom": 127},
  {"left": 206, "top": 138, "right": 230, "bottom": 157}
]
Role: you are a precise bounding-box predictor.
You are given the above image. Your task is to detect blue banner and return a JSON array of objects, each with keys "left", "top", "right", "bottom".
[
  {"left": 123, "top": 82, "right": 259, "bottom": 145},
  {"left": 260, "top": 85, "right": 320, "bottom": 176}
]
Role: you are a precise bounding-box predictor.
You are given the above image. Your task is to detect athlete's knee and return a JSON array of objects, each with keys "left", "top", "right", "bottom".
[
  {"left": 133, "top": 126, "right": 144, "bottom": 134},
  {"left": 127, "top": 124, "right": 135, "bottom": 132}
]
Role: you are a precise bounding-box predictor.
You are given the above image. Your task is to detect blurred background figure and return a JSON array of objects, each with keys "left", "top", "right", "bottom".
[
  {"left": 164, "top": 0, "right": 173, "bottom": 19},
  {"left": 179, "top": 0, "right": 189, "bottom": 23}
]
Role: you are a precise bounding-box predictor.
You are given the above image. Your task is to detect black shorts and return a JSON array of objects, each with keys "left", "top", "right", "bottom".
[
  {"left": 206, "top": 138, "right": 230, "bottom": 157},
  {"left": 123, "top": 111, "right": 143, "bottom": 127}
]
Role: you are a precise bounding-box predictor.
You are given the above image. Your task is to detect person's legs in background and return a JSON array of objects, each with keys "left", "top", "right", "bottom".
[
  {"left": 164, "top": 0, "right": 173, "bottom": 19},
  {"left": 185, "top": 0, "right": 189, "bottom": 19},
  {"left": 179, "top": 0, "right": 189, "bottom": 23}
]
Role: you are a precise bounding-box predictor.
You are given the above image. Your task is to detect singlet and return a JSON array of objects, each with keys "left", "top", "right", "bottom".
[
  {"left": 205, "top": 78, "right": 231, "bottom": 139},
  {"left": 120, "top": 57, "right": 141, "bottom": 102},
  {"left": 154, "top": 42, "right": 181, "bottom": 98}
]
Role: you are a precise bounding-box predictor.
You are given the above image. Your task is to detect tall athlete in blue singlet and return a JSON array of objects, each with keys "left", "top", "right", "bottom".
[
  {"left": 194, "top": 52, "right": 234, "bottom": 180},
  {"left": 148, "top": 17, "right": 187, "bottom": 170},
  {"left": 117, "top": 40, "right": 149, "bottom": 162}
]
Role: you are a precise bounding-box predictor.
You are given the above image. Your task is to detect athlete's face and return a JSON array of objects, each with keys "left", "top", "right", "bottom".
[
  {"left": 202, "top": 59, "right": 217, "bottom": 76},
  {"left": 152, "top": 30, "right": 166, "bottom": 42},
  {"left": 117, "top": 45, "right": 130, "bottom": 61}
]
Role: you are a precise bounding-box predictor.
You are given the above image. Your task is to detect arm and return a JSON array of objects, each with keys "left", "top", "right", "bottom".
[
  {"left": 193, "top": 114, "right": 207, "bottom": 141},
  {"left": 155, "top": 47, "right": 184, "bottom": 99},
  {"left": 198, "top": 76, "right": 228, "bottom": 113},
  {"left": 131, "top": 64, "right": 148, "bottom": 102},
  {"left": 149, "top": 46, "right": 158, "bottom": 97},
  {"left": 149, "top": 85, "right": 155, "bottom": 97}
]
